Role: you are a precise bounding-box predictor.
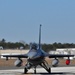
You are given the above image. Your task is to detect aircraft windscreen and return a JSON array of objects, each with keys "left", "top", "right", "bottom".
[
  {"left": 27, "top": 43, "right": 38, "bottom": 58},
  {"left": 30, "top": 43, "right": 38, "bottom": 50}
]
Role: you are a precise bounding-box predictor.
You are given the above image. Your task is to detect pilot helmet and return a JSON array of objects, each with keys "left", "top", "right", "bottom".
[{"left": 31, "top": 43, "right": 37, "bottom": 49}]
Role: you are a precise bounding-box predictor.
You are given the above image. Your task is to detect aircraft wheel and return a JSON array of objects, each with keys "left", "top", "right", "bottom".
[
  {"left": 48, "top": 67, "right": 51, "bottom": 73},
  {"left": 24, "top": 67, "right": 28, "bottom": 74},
  {"left": 34, "top": 69, "right": 36, "bottom": 74}
]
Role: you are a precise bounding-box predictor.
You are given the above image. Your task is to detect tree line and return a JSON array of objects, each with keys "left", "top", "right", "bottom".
[
  {"left": 0, "top": 39, "right": 29, "bottom": 49},
  {"left": 42, "top": 42, "right": 75, "bottom": 52},
  {"left": 0, "top": 39, "right": 75, "bottom": 52}
]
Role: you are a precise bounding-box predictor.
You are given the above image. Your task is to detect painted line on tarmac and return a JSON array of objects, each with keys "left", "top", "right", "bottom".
[{"left": 0, "top": 67, "right": 75, "bottom": 74}]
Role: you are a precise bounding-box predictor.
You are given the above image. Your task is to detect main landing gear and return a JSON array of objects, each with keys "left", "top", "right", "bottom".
[
  {"left": 24, "top": 66, "right": 51, "bottom": 74},
  {"left": 24, "top": 60, "right": 51, "bottom": 74},
  {"left": 24, "top": 66, "right": 37, "bottom": 74},
  {"left": 40, "top": 61, "right": 51, "bottom": 74}
]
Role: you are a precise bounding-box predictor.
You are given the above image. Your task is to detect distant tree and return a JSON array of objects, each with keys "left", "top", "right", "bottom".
[
  {"left": 52, "top": 42, "right": 58, "bottom": 49},
  {"left": 19, "top": 40, "right": 26, "bottom": 46},
  {"left": 0, "top": 38, "right": 75, "bottom": 50},
  {"left": 42, "top": 44, "right": 54, "bottom": 52},
  {"left": 1, "top": 38, "right": 6, "bottom": 43}
]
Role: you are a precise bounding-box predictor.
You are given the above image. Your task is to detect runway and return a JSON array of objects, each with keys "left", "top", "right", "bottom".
[{"left": 0, "top": 67, "right": 75, "bottom": 75}]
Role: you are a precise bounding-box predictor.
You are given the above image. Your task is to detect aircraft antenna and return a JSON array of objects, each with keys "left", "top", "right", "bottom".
[{"left": 39, "top": 24, "right": 42, "bottom": 49}]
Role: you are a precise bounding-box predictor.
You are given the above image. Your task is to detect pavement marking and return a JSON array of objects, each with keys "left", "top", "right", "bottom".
[{"left": 0, "top": 67, "right": 75, "bottom": 75}]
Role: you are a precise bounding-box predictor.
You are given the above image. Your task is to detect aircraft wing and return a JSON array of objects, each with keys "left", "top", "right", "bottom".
[
  {"left": 3, "top": 54, "right": 28, "bottom": 60},
  {"left": 47, "top": 54, "right": 74, "bottom": 58}
]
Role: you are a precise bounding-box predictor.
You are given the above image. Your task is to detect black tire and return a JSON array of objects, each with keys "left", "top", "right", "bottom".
[
  {"left": 34, "top": 69, "right": 36, "bottom": 74},
  {"left": 48, "top": 67, "right": 51, "bottom": 74},
  {"left": 24, "top": 67, "right": 28, "bottom": 74}
]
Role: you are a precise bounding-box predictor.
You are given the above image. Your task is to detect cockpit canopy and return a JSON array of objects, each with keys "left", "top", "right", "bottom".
[
  {"left": 30, "top": 43, "right": 38, "bottom": 50},
  {"left": 28, "top": 43, "right": 41, "bottom": 59}
]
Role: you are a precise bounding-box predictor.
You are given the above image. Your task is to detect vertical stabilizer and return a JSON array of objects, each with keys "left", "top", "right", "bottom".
[{"left": 39, "top": 24, "right": 42, "bottom": 49}]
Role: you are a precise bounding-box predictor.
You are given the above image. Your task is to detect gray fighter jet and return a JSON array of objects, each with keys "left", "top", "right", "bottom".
[{"left": 3, "top": 25, "right": 74, "bottom": 74}]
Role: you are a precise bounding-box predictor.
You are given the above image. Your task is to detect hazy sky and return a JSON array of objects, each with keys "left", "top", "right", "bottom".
[{"left": 0, "top": 0, "right": 75, "bottom": 44}]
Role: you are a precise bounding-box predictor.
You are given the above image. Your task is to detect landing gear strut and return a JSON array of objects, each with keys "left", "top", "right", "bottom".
[
  {"left": 40, "top": 60, "right": 51, "bottom": 73},
  {"left": 24, "top": 60, "right": 51, "bottom": 74},
  {"left": 24, "top": 62, "right": 31, "bottom": 74}
]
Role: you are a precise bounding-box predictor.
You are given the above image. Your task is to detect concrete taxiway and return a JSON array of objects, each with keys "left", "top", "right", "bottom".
[{"left": 0, "top": 67, "right": 75, "bottom": 75}]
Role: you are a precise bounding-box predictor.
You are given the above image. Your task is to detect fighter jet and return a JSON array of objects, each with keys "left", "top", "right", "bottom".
[{"left": 3, "top": 25, "right": 74, "bottom": 74}]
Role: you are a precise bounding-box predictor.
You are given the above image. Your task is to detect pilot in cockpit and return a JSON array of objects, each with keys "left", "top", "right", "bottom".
[{"left": 30, "top": 43, "right": 38, "bottom": 50}]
